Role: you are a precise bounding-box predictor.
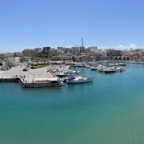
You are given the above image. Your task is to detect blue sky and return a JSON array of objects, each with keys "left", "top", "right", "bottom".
[{"left": 0, "top": 0, "right": 144, "bottom": 52}]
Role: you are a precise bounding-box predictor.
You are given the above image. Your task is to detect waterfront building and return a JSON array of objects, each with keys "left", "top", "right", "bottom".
[
  {"left": 13, "top": 52, "right": 23, "bottom": 57},
  {"left": 89, "top": 46, "right": 98, "bottom": 53},
  {"left": 7, "top": 57, "right": 20, "bottom": 66},
  {"left": 42, "top": 47, "right": 51, "bottom": 55},
  {"left": 113, "top": 56, "right": 130, "bottom": 61},
  {"left": 20, "top": 56, "right": 30, "bottom": 62},
  {"left": 50, "top": 55, "right": 72, "bottom": 61},
  {"left": 22, "top": 49, "right": 36, "bottom": 58},
  {"left": 0, "top": 54, "right": 5, "bottom": 59},
  {"left": 106, "top": 49, "right": 122, "bottom": 57},
  {"left": 56, "top": 48, "right": 65, "bottom": 55},
  {"left": 90, "top": 52, "right": 103, "bottom": 61},
  {"left": 34, "top": 48, "right": 42, "bottom": 52},
  {"left": 49, "top": 48, "right": 56, "bottom": 55},
  {"left": 84, "top": 48, "right": 91, "bottom": 53},
  {"left": 102, "top": 50, "right": 107, "bottom": 57},
  {"left": 70, "top": 47, "right": 78, "bottom": 55},
  {"left": 2, "top": 53, "right": 14, "bottom": 58},
  {"left": 121, "top": 50, "right": 131, "bottom": 56}
]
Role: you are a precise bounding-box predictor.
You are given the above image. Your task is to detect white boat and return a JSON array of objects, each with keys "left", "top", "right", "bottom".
[
  {"left": 66, "top": 76, "right": 93, "bottom": 84},
  {"left": 90, "top": 66, "right": 97, "bottom": 70},
  {"left": 67, "top": 41, "right": 93, "bottom": 84},
  {"left": 103, "top": 67, "right": 116, "bottom": 73},
  {"left": 115, "top": 67, "right": 124, "bottom": 72},
  {"left": 97, "top": 65, "right": 106, "bottom": 71},
  {"left": 85, "top": 64, "right": 90, "bottom": 68},
  {"left": 19, "top": 77, "right": 64, "bottom": 88}
]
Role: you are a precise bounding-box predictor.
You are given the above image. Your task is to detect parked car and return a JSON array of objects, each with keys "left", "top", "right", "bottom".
[{"left": 23, "top": 67, "right": 30, "bottom": 71}]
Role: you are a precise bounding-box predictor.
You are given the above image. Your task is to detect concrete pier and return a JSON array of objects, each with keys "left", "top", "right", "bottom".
[{"left": 0, "top": 65, "right": 63, "bottom": 87}]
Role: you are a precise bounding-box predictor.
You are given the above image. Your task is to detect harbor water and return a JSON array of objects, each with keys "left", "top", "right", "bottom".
[{"left": 1, "top": 64, "right": 144, "bottom": 144}]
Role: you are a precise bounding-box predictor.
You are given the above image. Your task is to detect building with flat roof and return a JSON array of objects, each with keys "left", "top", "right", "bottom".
[
  {"left": 22, "top": 49, "right": 36, "bottom": 58},
  {"left": 42, "top": 47, "right": 51, "bottom": 55},
  {"left": 51, "top": 55, "right": 72, "bottom": 61},
  {"left": 7, "top": 57, "right": 20, "bottom": 66}
]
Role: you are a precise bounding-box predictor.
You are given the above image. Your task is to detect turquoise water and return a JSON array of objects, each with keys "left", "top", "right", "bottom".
[{"left": 1, "top": 64, "right": 144, "bottom": 144}]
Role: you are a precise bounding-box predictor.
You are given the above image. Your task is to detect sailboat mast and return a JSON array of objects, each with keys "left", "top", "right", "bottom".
[
  {"left": 81, "top": 39, "right": 85, "bottom": 76},
  {"left": 81, "top": 38, "right": 84, "bottom": 53},
  {"left": 76, "top": 45, "right": 78, "bottom": 75}
]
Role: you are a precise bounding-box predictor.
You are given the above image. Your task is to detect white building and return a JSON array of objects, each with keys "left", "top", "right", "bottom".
[
  {"left": 102, "top": 50, "right": 107, "bottom": 57},
  {"left": 8, "top": 57, "right": 20, "bottom": 66},
  {"left": 89, "top": 46, "right": 98, "bottom": 52}
]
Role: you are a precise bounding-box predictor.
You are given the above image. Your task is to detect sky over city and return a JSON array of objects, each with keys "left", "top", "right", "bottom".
[{"left": 0, "top": 0, "right": 144, "bottom": 52}]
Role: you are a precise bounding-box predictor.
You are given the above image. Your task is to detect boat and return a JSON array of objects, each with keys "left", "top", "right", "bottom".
[
  {"left": 100, "top": 66, "right": 124, "bottom": 73},
  {"left": 19, "top": 77, "right": 64, "bottom": 88},
  {"left": 115, "top": 67, "right": 124, "bottom": 72},
  {"left": 56, "top": 72, "right": 69, "bottom": 77},
  {"left": 103, "top": 67, "right": 116, "bottom": 73},
  {"left": 67, "top": 41, "right": 93, "bottom": 84},
  {"left": 118, "top": 63, "right": 126, "bottom": 66},
  {"left": 90, "top": 66, "right": 97, "bottom": 70},
  {"left": 66, "top": 75, "right": 93, "bottom": 84}
]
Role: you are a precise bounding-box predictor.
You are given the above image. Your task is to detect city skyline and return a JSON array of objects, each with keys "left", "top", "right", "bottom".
[{"left": 1, "top": 0, "right": 144, "bottom": 52}]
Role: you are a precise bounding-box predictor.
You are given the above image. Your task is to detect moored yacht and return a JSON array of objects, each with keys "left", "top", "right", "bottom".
[
  {"left": 19, "top": 77, "right": 64, "bottom": 88},
  {"left": 67, "top": 40, "right": 93, "bottom": 84},
  {"left": 66, "top": 75, "right": 93, "bottom": 84}
]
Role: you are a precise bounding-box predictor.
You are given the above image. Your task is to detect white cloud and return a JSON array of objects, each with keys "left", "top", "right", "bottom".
[
  {"left": 99, "top": 43, "right": 144, "bottom": 50},
  {"left": 115, "top": 43, "right": 137, "bottom": 49}
]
